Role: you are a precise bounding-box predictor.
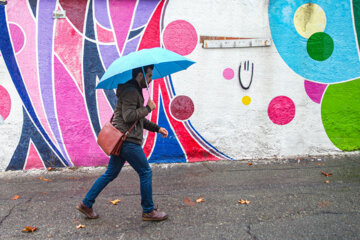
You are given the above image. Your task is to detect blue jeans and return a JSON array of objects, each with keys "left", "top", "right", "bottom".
[{"left": 83, "top": 142, "right": 154, "bottom": 213}]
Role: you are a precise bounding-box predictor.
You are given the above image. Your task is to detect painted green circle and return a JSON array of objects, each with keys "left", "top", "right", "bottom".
[
  {"left": 307, "top": 32, "right": 334, "bottom": 61},
  {"left": 321, "top": 78, "right": 360, "bottom": 151}
]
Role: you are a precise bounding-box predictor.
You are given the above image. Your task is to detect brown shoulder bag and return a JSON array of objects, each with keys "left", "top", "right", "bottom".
[{"left": 97, "top": 115, "right": 137, "bottom": 156}]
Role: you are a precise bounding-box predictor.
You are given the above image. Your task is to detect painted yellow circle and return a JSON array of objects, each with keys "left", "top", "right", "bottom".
[
  {"left": 242, "top": 96, "right": 251, "bottom": 105},
  {"left": 294, "top": 3, "right": 326, "bottom": 39}
]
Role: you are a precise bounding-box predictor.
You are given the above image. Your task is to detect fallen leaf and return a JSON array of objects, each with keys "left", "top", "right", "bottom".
[
  {"left": 324, "top": 180, "right": 330, "bottom": 184},
  {"left": 247, "top": 163, "right": 253, "bottom": 166},
  {"left": 238, "top": 199, "right": 251, "bottom": 205},
  {"left": 47, "top": 167, "right": 55, "bottom": 171},
  {"left": 11, "top": 195, "right": 20, "bottom": 200},
  {"left": 318, "top": 201, "right": 330, "bottom": 207},
  {"left": 109, "top": 199, "right": 121, "bottom": 205},
  {"left": 39, "top": 177, "right": 52, "bottom": 182},
  {"left": 321, "top": 171, "right": 332, "bottom": 177},
  {"left": 184, "top": 198, "right": 195, "bottom": 207},
  {"left": 64, "top": 177, "right": 81, "bottom": 180},
  {"left": 316, "top": 163, "right": 324, "bottom": 166},
  {"left": 22, "top": 226, "right": 38, "bottom": 232},
  {"left": 196, "top": 197, "right": 205, "bottom": 203},
  {"left": 76, "top": 224, "right": 86, "bottom": 229},
  {"left": 81, "top": 187, "right": 87, "bottom": 190}
]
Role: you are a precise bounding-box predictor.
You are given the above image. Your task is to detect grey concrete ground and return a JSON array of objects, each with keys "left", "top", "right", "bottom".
[{"left": 0, "top": 155, "right": 359, "bottom": 240}]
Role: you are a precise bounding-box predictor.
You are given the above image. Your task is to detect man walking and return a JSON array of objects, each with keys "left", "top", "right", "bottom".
[{"left": 77, "top": 65, "right": 169, "bottom": 221}]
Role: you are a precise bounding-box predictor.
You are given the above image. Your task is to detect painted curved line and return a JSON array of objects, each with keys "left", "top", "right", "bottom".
[
  {"left": 94, "top": 0, "right": 112, "bottom": 29},
  {"left": 38, "top": 0, "right": 71, "bottom": 165},
  {"left": 6, "top": 108, "right": 65, "bottom": 170},
  {"left": 8, "top": 22, "right": 26, "bottom": 56},
  {"left": 128, "top": 26, "right": 145, "bottom": 40},
  {"left": 27, "top": 0, "right": 37, "bottom": 19},
  {"left": 109, "top": 0, "right": 137, "bottom": 55},
  {"left": 132, "top": 0, "right": 161, "bottom": 30},
  {"left": 0, "top": 6, "right": 68, "bottom": 166}
]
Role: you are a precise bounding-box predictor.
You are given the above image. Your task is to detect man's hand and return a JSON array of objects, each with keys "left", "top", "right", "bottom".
[
  {"left": 159, "top": 128, "right": 168, "bottom": 138},
  {"left": 147, "top": 99, "right": 156, "bottom": 110}
]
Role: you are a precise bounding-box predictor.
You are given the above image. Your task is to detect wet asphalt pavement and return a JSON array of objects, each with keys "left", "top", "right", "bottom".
[{"left": 0, "top": 155, "right": 359, "bottom": 240}]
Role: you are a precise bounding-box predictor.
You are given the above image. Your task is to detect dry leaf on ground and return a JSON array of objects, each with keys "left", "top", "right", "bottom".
[
  {"left": 321, "top": 171, "right": 332, "bottom": 177},
  {"left": 196, "top": 197, "right": 205, "bottom": 203},
  {"left": 39, "top": 177, "right": 52, "bottom": 182},
  {"left": 318, "top": 201, "right": 330, "bottom": 207},
  {"left": 11, "top": 195, "right": 20, "bottom": 200},
  {"left": 109, "top": 199, "right": 121, "bottom": 205},
  {"left": 47, "top": 167, "right": 55, "bottom": 171},
  {"left": 184, "top": 198, "right": 195, "bottom": 207},
  {"left": 22, "top": 226, "right": 38, "bottom": 232},
  {"left": 238, "top": 199, "right": 251, "bottom": 205},
  {"left": 76, "top": 224, "right": 86, "bottom": 229},
  {"left": 316, "top": 163, "right": 324, "bottom": 166},
  {"left": 247, "top": 163, "right": 253, "bottom": 166},
  {"left": 324, "top": 180, "right": 330, "bottom": 183}
]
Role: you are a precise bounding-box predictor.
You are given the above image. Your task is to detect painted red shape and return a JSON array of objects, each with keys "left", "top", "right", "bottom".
[
  {"left": 163, "top": 20, "right": 198, "bottom": 56},
  {"left": 59, "top": 0, "right": 88, "bottom": 33},
  {"left": 0, "top": 85, "right": 11, "bottom": 120},
  {"left": 138, "top": 0, "right": 165, "bottom": 50},
  {"left": 96, "top": 23, "right": 115, "bottom": 43},
  {"left": 25, "top": 141, "right": 44, "bottom": 170},
  {"left": 268, "top": 96, "right": 296, "bottom": 125},
  {"left": 54, "top": 16, "right": 84, "bottom": 92},
  {"left": 170, "top": 95, "right": 194, "bottom": 121},
  {"left": 304, "top": 80, "right": 327, "bottom": 104},
  {"left": 9, "top": 23, "right": 25, "bottom": 53}
]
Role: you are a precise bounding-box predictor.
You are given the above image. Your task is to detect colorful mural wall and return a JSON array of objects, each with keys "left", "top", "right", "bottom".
[{"left": 0, "top": 0, "right": 359, "bottom": 171}]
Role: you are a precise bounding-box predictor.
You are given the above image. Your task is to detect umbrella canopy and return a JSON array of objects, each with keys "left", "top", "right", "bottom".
[{"left": 96, "top": 47, "right": 196, "bottom": 89}]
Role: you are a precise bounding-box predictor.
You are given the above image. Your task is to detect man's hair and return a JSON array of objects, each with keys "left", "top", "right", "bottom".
[{"left": 132, "top": 65, "right": 154, "bottom": 79}]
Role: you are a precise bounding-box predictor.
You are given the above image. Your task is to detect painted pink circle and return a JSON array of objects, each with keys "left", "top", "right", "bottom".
[
  {"left": 223, "top": 68, "right": 234, "bottom": 80},
  {"left": 9, "top": 23, "right": 25, "bottom": 53},
  {"left": 268, "top": 96, "right": 295, "bottom": 125},
  {"left": 163, "top": 20, "right": 197, "bottom": 56},
  {"left": 170, "top": 95, "right": 195, "bottom": 121},
  {"left": 0, "top": 85, "right": 11, "bottom": 120}
]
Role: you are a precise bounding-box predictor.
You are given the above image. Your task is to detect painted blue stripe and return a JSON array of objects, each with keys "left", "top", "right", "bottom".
[
  {"left": 168, "top": 74, "right": 176, "bottom": 96},
  {"left": 187, "top": 121, "right": 234, "bottom": 160},
  {"left": 149, "top": 95, "right": 186, "bottom": 163},
  {"left": 0, "top": 6, "right": 68, "bottom": 165}
]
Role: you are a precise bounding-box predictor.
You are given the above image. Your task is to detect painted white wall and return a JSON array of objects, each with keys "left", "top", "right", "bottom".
[
  {"left": 0, "top": 56, "right": 23, "bottom": 171},
  {"left": 163, "top": 0, "right": 341, "bottom": 159}
]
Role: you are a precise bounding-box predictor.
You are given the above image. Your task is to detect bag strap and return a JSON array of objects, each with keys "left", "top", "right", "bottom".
[{"left": 110, "top": 114, "right": 138, "bottom": 136}]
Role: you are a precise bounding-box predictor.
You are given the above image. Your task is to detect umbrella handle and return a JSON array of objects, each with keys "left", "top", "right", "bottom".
[{"left": 142, "top": 67, "right": 151, "bottom": 100}]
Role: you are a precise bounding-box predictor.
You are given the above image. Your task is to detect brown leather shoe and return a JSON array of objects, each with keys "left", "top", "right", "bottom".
[
  {"left": 142, "top": 209, "right": 168, "bottom": 221},
  {"left": 76, "top": 202, "right": 99, "bottom": 219}
]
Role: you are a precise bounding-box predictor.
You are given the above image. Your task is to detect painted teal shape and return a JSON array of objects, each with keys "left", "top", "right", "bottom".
[
  {"left": 148, "top": 95, "right": 186, "bottom": 163},
  {"left": 269, "top": 0, "right": 360, "bottom": 83}
]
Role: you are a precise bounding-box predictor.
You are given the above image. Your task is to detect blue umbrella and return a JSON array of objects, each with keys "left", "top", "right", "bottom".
[{"left": 96, "top": 47, "right": 196, "bottom": 89}]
